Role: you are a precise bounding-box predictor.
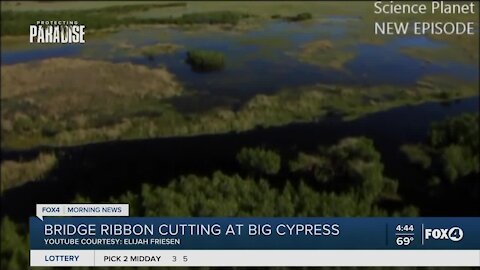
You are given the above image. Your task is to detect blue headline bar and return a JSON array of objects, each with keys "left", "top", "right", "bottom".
[{"left": 30, "top": 217, "right": 480, "bottom": 250}]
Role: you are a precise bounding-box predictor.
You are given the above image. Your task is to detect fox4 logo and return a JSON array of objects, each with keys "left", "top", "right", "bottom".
[{"left": 424, "top": 227, "right": 464, "bottom": 242}]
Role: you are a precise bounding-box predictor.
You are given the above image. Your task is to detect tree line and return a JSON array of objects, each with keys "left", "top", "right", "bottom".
[{"left": 2, "top": 113, "right": 478, "bottom": 269}]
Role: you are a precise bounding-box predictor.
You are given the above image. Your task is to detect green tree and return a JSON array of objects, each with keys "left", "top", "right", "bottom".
[
  {"left": 237, "top": 147, "right": 281, "bottom": 175},
  {"left": 289, "top": 153, "right": 333, "bottom": 183},
  {"left": 403, "top": 113, "right": 479, "bottom": 183},
  {"left": 121, "top": 169, "right": 414, "bottom": 217},
  {"left": 400, "top": 144, "right": 431, "bottom": 169},
  {"left": 1, "top": 218, "right": 29, "bottom": 270},
  {"left": 401, "top": 113, "right": 479, "bottom": 212},
  {"left": 290, "top": 137, "right": 387, "bottom": 201},
  {"left": 442, "top": 144, "right": 478, "bottom": 182},
  {"left": 430, "top": 113, "right": 479, "bottom": 149}
]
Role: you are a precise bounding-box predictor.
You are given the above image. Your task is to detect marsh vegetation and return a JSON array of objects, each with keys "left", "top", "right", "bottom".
[
  {"left": 1, "top": 55, "right": 477, "bottom": 149},
  {"left": 1, "top": 153, "right": 57, "bottom": 192},
  {"left": 1, "top": 4, "right": 252, "bottom": 37}
]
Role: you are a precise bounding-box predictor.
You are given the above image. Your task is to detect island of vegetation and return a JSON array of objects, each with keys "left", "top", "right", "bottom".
[
  {"left": 272, "top": 12, "right": 313, "bottom": 22},
  {"left": 294, "top": 39, "right": 356, "bottom": 70},
  {"left": 186, "top": 49, "right": 226, "bottom": 71}
]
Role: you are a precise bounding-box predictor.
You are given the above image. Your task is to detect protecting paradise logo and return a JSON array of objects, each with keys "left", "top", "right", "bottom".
[{"left": 29, "top": 20, "right": 85, "bottom": 44}]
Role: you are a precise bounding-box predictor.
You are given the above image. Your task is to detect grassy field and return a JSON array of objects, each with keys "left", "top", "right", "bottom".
[
  {"left": 0, "top": 1, "right": 183, "bottom": 11},
  {"left": 1, "top": 2, "right": 251, "bottom": 36},
  {"left": 0, "top": 1, "right": 366, "bottom": 14},
  {"left": 4, "top": 1, "right": 476, "bottom": 22},
  {"left": 1, "top": 58, "right": 182, "bottom": 148}
]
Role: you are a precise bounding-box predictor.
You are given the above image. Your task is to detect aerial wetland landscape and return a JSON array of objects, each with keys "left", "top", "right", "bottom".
[{"left": 0, "top": 1, "right": 479, "bottom": 268}]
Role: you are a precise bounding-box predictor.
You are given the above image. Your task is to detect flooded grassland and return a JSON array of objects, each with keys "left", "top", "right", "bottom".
[{"left": 1, "top": 2, "right": 478, "bottom": 149}]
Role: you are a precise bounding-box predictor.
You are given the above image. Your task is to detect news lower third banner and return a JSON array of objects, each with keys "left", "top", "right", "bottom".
[{"left": 30, "top": 205, "right": 480, "bottom": 267}]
